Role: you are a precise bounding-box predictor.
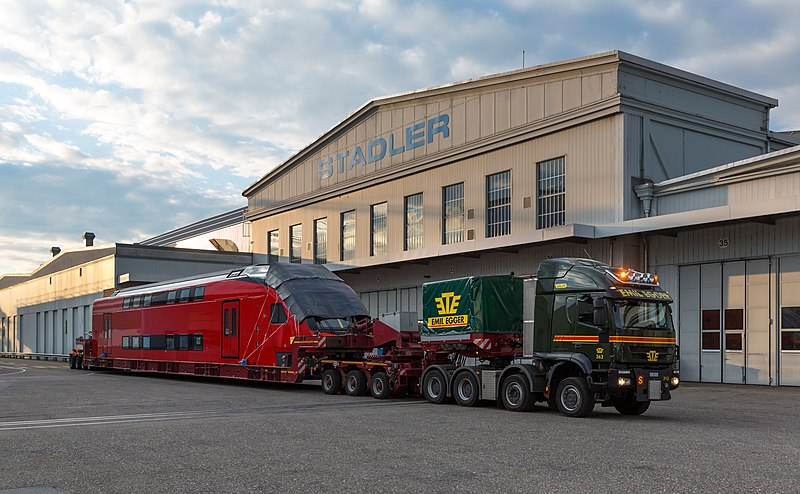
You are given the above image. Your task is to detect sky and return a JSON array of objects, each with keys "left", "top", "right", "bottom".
[{"left": 1, "top": 0, "right": 799, "bottom": 275}]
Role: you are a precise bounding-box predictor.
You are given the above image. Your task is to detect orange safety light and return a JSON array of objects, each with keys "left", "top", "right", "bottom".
[
  {"left": 653, "top": 274, "right": 659, "bottom": 284},
  {"left": 618, "top": 270, "right": 629, "bottom": 280}
]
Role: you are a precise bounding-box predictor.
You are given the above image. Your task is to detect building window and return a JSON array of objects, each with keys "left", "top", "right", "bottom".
[
  {"left": 701, "top": 309, "right": 721, "bottom": 351},
  {"left": 314, "top": 218, "right": 327, "bottom": 264},
  {"left": 537, "top": 156, "right": 566, "bottom": 229},
  {"left": 290, "top": 224, "right": 302, "bottom": 263},
  {"left": 781, "top": 307, "right": 800, "bottom": 351},
  {"left": 268, "top": 229, "right": 279, "bottom": 263},
  {"left": 486, "top": 171, "right": 511, "bottom": 238},
  {"left": 442, "top": 183, "right": 464, "bottom": 245},
  {"left": 341, "top": 210, "right": 356, "bottom": 261},
  {"left": 371, "top": 203, "right": 388, "bottom": 256},
  {"left": 403, "top": 193, "right": 423, "bottom": 251}
]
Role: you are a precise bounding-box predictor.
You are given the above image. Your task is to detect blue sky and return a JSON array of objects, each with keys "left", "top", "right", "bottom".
[{"left": 1, "top": 0, "right": 799, "bottom": 275}]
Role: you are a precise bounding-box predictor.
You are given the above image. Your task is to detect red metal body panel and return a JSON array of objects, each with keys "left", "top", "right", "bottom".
[{"left": 88, "top": 278, "right": 313, "bottom": 369}]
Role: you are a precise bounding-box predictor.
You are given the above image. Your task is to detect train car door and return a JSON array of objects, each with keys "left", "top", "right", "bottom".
[
  {"left": 102, "top": 313, "right": 112, "bottom": 355},
  {"left": 221, "top": 300, "right": 240, "bottom": 359}
]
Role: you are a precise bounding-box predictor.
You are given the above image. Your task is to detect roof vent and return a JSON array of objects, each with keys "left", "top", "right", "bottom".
[
  {"left": 50, "top": 246, "right": 61, "bottom": 257},
  {"left": 83, "top": 232, "right": 96, "bottom": 247}
]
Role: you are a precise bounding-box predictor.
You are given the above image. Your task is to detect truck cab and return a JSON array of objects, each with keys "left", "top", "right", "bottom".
[{"left": 529, "top": 258, "right": 680, "bottom": 416}]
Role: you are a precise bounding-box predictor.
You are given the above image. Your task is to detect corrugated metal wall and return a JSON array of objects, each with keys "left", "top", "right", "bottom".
[
  {"left": 249, "top": 67, "right": 617, "bottom": 210},
  {"left": 251, "top": 117, "right": 622, "bottom": 264}
]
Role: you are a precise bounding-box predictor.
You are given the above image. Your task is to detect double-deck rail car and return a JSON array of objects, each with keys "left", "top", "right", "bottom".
[{"left": 83, "top": 264, "right": 371, "bottom": 379}]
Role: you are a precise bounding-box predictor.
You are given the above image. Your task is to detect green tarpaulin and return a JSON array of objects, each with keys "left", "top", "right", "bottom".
[{"left": 421, "top": 275, "right": 522, "bottom": 336}]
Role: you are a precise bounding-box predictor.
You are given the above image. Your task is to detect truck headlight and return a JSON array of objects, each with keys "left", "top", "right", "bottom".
[
  {"left": 670, "top": 376, "right": 680, "bottom": 387},
  {"left": 617, "top": 377, "right": 631, "bottom": 386}
]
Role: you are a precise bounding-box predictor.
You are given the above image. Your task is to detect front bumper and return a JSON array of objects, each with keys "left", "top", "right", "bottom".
[{"left": 608, "top": 367, "right": 680, "bottom": 401}]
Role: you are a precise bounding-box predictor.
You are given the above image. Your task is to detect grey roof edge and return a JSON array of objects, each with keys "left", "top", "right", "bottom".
[
  {"left": 242, "top": 50, "right": 625, "bottom": 197},
  {"left": 138, "top": 206, "right": 247, "bottom": 246},
  {"left": 653, "top": 145, "right": 800, "bottom": 192},
  {"left": 616, "top": 51, "right": 778, "bottom": 107},
  {"left": 0, "top": 245, "right": 118, "bottom": 290}
]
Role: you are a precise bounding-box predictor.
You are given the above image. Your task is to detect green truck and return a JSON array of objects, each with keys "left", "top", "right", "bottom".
[{"left": 418, "top": 257, "right": 680, "bottom": 417}]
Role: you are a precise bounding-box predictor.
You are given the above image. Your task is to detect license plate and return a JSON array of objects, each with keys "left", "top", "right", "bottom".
[{"left": 648, "top": 379, "right": 662, "bottom": 400}]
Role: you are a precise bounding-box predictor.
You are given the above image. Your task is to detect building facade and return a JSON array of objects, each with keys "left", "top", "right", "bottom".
[{"left": 242, "top": 50, "right": 800, "bottom": 386}]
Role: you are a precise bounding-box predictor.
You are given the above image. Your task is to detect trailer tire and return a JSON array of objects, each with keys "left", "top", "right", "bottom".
[
  {"left": 370, "top": 372, "right": 392, "bottom": 399},
  {"left": 422, "top": 369, "right": 450, "bottom": 405},
  {"left": 345, "top": 370, "right": 368, "bottom": 396},
  {"left": 453, "top": 372, "right": 480, "bottom": 407},
  {"left": 321, "top": 368, "right": 342, "bottom": 395},
  {"left": 555, "top": 377, "right": 594, "bottom": 418},
  {"left": 500, "top": 374, "right": 535, "bottom": 412},
  {"left": 613, "top": 393, "right": 650, "bottom": 415}
]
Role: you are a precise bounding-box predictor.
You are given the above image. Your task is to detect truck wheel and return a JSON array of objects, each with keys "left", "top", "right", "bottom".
[
  {"left": 501, "top": 374, "right": 535, "bottom": 412},
  {"left": 422, "top": 369, "right": 450, "bottom": 404},
  {"left": 370, "top": 371, "right": 392, "bottom": 399},
  {"left": 555, "top": 377, "right": 594, "bottom": 418},
  {"left": 345, "top": 370, "right": 368, "bottom": 396},
  {"left": 321, "top": 368, "right": 342, "bottom": 395},
  {"left": 453, "top": 372, "right": 480, "bottom": 407},
  {"left": 613, "top": 393, "right": 650, "bottom": 415}
]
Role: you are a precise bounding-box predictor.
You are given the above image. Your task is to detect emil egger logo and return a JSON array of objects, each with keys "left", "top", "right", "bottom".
[{"left": 429, "top": 291, "right": 468, "bottom": 328}]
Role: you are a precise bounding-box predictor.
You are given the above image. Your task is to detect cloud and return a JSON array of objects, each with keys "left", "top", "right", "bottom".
[{"left": 1, "top": 0, "right": 800, "bottom": 277}]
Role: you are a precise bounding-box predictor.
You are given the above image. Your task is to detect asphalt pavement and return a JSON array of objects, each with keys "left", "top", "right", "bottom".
[{"left": 1, "top": 359, "right": 799, "bottom": 493}]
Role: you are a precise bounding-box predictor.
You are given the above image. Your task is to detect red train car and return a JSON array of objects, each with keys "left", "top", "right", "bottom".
[{"left": 83, "top": 264, "right": 378, "bottom": 382}]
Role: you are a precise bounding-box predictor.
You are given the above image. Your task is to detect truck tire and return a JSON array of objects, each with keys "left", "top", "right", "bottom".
[
  {"left": 321, "top": 368, "right": 342, "bottom": 395},
  {"left": 555, "top": 377, "right": 594, "bottom": 418},
  {"left": 422, "top": 369, "right": 450, "bottom": 404},
  {"left": 453, "top": 372, "right": 480, "bottom": 407},
  {"left": 613, "top": 393, "right": 651, "bottom": 415},
  {"left": 500, "top": 374, "right": 535, "bottom": 412},
  {"left": 345, "top": 370, "right": 368, "bottom": 396},
  {"left": 370, "top": 371, "right": 392, "bottom": 399}
]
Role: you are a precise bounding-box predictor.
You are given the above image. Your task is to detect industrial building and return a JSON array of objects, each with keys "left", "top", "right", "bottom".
[
  {"left": 242, "top": 50, "right": 800, "bottom": 386},
  {"left": 0, "top": 234, "right": 260, "bottom": 356}
]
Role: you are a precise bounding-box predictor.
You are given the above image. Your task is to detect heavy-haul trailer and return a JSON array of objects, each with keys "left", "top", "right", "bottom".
[
  {"left": 76, "top": 259, "right": 679, "bottom": 418},
  {"left": 417, "top": 258, "right": 680, "bottom": 417}
]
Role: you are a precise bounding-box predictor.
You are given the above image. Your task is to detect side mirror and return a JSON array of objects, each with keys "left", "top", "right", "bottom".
[{"left": 593, "top": 297, "right": 607, "bottom": 330}]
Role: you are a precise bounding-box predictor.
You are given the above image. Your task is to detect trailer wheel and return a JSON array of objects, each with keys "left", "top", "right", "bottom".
[
  {"left": 422, "top": 369, "right": 450, "bottom": 405},
  {"left": 453, "top": 372, "right": 480, "bottom": 407},
  {"left": 500, "top": 374, "right": 535, "bottom": 412},
  {"left": 321, "top": 368, "right": 342, "bottom": 395},
  {"left": 370, "top": 372, "right": 392, "bottom": 399},
  {"left": 345, "top": 370, "right": 368, "bottom": 396},
  {"left": 613, "top": 393, "right": 650, "bottom": 415},
  {"left": 555, "top": 377, "right": 594, "bottom": 418}
]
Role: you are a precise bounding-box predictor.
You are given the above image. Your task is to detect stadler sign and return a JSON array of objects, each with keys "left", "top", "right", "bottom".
[{"left": 319, "top": 113, "right": 450, "bottom": 180}]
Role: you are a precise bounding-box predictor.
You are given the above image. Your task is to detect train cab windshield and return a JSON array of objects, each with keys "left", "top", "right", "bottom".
[
  {"left": 304, "top": 317, "right": 351, "bottom": 335},
  {"left": 612, "top": 300, "right": 674, "bottom": 331}
]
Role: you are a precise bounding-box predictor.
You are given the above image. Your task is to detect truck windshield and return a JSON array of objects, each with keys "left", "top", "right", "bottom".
[{"left": 612, "top": 300, "right": 673, "bottom": 331}]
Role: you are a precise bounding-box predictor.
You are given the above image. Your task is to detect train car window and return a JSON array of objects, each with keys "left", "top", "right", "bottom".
[
  {"left": 270, "top": 304, "right": 288, "bottom": 324},
  {"left": 178, "top": 334, "right": 189, "bottom": 350},
  {"left": 131, "top": 336, "right": 140, "bottom": 349},
  {"left": 166, "top": 335, "right": 175, "bottom": 350},
  {"left": 122, "top": 336, "right": 130, "bottom": 349},
  {"left": 131, "top": 296, "right": 141, "bottom": 308},
  {"left": 143, "top": 295, "right": 152, "bottom": 307},
  {"left": 192, "top": 286, "right": 205, "bottom": 301},
  {"left": 151, "top": 292, "right": 167, "bottom": 306},
  {"left": 178, "top": 288, "right": 191, "bottom": 303},
  {"left": 149, "top": 335, "right": 165, "bottom": 350},
  {"left": 167, "top": 291, "right": 177, "bottom": 304},
  {"left": 143, "top": 336, "right": 151, "bottom": 349},
  {"left": 192, "top": 334, "right": 203, "bottom": 350},
  {"left": 123, "top": 298, "right": 131, "bottom": 309}
]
